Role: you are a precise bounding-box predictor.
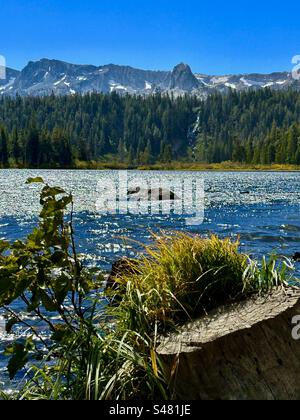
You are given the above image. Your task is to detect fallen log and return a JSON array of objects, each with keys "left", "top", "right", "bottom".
[{"left": 157, "top": 287, "right": 300, "bottom": 400}]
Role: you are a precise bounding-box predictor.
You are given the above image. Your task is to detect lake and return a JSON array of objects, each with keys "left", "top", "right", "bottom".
[{"left": 1, "top": 169, "right": 300, "bottom": 389}]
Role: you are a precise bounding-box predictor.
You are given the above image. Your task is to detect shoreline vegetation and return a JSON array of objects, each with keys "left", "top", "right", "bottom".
[
  {"left": 2, "top": 161, "right": 300, "bottom": 172},
  {"left": 0, "top": 178, "right": 297, "bottom": 400}
]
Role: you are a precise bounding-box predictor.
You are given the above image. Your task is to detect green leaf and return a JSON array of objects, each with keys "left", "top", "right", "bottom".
[
  {"left": 27, "top": 289, "right": 41, "bottom": 312},
  {"left": 12, "top": 240, "right": 27, "bottom": 250},
  {"left": 0, "top": 240, "right": 10, "bottom": 254},
  {"left": 40, "top": 290, "right": 58, "bottom": 312},
  {"left": 0, "top": 275, "right": 14, "bottom": 294},
  {"left": 5, "top": 342, "right": 28, "bottom": 380},
  {"left": 39, "top": 199, "right": 57, "bottom": 218},
  {"left": 51, "top": 325, "right": 70, "bottom": 343},
  {"left": 41, "top": 186, "right": 66, "bottom": 198},
  {"left": 53, "top": 273, "right": 72, "bottom": 305},
  {"left": 50, "top": 251, "right": 66, "bottom": 264},
  {"left": 5, "top": 317, "right": 19, "bottom": 334},
  {"left": 26, "top": 177, "right": 44, "bottom": 184}
]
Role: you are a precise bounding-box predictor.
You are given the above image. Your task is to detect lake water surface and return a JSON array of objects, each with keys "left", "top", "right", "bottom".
[{"left": 1, "top": 169, "right": 300, "bottom": 389}]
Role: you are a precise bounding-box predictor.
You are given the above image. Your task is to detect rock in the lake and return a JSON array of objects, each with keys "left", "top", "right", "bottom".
[
  {"left": 293, "top": 253, "right": 300, "bottom": 262},
  {"left": 105, "top": 258, "right": 139, "bottom": 291},
  {"left": 128, "top": 187, "right": 179, "bottom": 201}
]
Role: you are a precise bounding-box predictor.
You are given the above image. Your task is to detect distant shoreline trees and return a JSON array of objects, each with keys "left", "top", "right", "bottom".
[{"left": 0, "top": 89, "right": 300, "bottom": 168}]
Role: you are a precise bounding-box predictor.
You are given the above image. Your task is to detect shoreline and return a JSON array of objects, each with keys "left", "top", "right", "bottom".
[{"left": 1, "top": 162, "right": 300, "bottom": 172}]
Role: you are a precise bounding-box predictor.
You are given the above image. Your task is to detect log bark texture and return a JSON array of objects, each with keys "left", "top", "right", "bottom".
[{"left": 157, "top": 287, "right": 300, "bottom": 400}]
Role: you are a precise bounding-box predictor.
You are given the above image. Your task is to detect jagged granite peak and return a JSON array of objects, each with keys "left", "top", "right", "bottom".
[
  {"left": 169, "top": 63, "right": 199, "bottom": 91},
  {"left": 1, "top": 58, "right": 299, "bottom": 97}
]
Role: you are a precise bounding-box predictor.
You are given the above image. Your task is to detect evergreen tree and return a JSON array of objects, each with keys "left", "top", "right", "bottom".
[
  {"left": 0, "top": 125, "right": 9, "bottom": 166},
  {"left": 161, "top": 144, "right": 172, "bottom": 163},
  {"left": 287, "top": 124, "right": 299, "bottom": 164},
  {"left": 11, "top": 127, "right": 21, "bottom": 165}
]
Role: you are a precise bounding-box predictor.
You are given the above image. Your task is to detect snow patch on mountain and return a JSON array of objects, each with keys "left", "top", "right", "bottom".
[
  {"left": 212, "top": 76, "right": 230, "bottom": 84},
  {"left": 54, "top": 75, "right": 67, "bottom": 86},
  {"left": 225, "top": 82, "right": 237, "bottom": 89},
  {"left": 240, "top": 77, "right": 253, "bottom": 87},
  {"left": 109, "top": 81, "right": 127, "bottom": 92},
  {"left": 263, "top": 82, "right": 275, "bottom": 88},
  {"left": 0, "top": 78, "right": 16, "bottom": 94}
]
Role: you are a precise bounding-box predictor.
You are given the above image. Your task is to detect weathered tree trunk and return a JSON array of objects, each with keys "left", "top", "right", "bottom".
[{"left": 157, "top": 287, "right": 300, "bottom": 400}]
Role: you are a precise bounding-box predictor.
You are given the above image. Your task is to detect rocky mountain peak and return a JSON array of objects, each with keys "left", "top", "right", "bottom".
[{"left": 169, "top": 63, "right": 199, "bottom": 91}]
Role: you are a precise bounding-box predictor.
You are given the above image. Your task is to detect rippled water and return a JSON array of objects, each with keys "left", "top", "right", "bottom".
[{"left": 1, "top": 169, "right": 300, "bottom": 389}]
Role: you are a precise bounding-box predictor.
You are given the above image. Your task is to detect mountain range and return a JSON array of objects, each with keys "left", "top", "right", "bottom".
[{"left": 0, "top": 58, "right": 299, "bottom": 97}]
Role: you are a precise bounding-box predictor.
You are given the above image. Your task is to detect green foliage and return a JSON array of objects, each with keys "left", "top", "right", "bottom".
[
  {"left": 4, "top": 338, "right": 35, "bottom": 380},
  {"left": 194, "top": 89, "right": 300, "bottom": 165},
  {"left": 243, "top": 254, "right": 292, "bottom": 292},
  {"left": 0, "top": 178, "right": 100, "bottom": 386},
  {"left": 0, "top": 178, "right": 170, "bottom": 400},
  {"left": 1, "top": 89, "right": 300, "bottom": 167},
  {"left": 0, "top": 93, "right": 198, "bottom": 167},
  {"left": 0, "top": 124, "right": 9, "bottom": 167},
  {"left": 26, "top": 177, "right": 44, "bottom": 184}
]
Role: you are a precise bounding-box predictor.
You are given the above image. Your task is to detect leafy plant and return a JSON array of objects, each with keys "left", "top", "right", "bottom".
[
  {"left": 0, "top": 178, "right": 170, "bottom": 400},
  {"left": 243, "top": 254, "right": 292, "bottom": 292},
  {"left": 0, "top": 178, "right": 98, "bottom": 390}
]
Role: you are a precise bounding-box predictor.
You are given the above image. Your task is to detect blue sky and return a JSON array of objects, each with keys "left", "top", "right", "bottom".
[{"left": 1, "top": 0, "right": 300, "bottom": 74}]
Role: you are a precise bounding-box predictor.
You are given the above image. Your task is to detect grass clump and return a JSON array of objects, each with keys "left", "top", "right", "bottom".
[{"left": 112, "top": 234, "right": 292, "bottom": 333}]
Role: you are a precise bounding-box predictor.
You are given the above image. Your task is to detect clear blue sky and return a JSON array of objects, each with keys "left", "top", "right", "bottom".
[{"left": 1, "top": 0, "right": 300, "bottom": 74}]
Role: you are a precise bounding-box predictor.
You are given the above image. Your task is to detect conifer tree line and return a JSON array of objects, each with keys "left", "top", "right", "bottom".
[
  {"left": 0, "top": 93, "right": 197, "bottom": 167},
  {"left": 0, "top": 89, "right": 300, "bottom": 167},
  {"left": 194, "top": 89, "right": 300, "bottom": 164}
]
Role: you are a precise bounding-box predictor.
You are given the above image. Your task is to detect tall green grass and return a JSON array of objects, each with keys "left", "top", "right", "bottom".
[{"left": 112, "top": 234, "right": 291, "bottom": 331}]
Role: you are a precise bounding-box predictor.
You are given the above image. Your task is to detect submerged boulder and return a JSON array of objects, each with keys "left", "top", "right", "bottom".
[
  {"left": 293, "top": 252, "right": 300, "bottom": 262},
  {"left": 128, "top": 187, "right": 179, "bottom": 201},
  {"left": 105, "top": 258, "right": 139, "bottom": 291}
]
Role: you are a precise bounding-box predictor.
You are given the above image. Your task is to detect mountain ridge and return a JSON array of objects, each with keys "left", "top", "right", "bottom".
[{"left": 0, "top": 58, "right": 298, "bottom": 97}]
